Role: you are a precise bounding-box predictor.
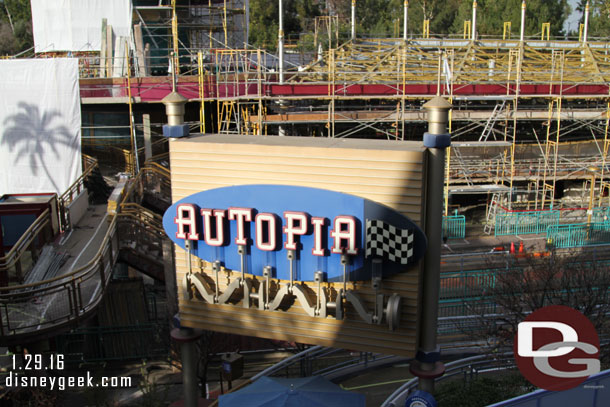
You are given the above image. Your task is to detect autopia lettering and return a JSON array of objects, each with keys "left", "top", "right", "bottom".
[
  {"left": 162, "top": 185, "right": 427, "bottom": 282},
  {"left": 174, "top": 205, "right": 359, "bottom": 257}
]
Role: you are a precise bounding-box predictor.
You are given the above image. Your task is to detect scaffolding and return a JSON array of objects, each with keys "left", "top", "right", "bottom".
[{"left": 54, "top": 2, "right": 610, "bottom": 237}]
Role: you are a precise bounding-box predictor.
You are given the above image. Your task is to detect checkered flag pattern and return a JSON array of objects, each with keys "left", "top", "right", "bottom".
[{"left": 365, "top": 219, "right": 414, "bottom": 264}]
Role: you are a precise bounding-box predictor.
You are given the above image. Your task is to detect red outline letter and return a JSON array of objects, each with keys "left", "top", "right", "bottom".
[
  {"left": 255, "top": 213, "right": 277, "bottom": 251},
  {"left": 228, "top": 207, "right": 253, "bottom": 245},
  {"left": 283, "top": 212, "right": 308, "bottom": 250},
  {"left": 311, "top": 217, "right": 327, "bottom": 256},
  {"left": 200, "top": 209, "right": 226, "bottom": 246},
  {"left": 331, "top": 216, "right": 358, "bottom": 255},
  {"left": 174, "top": 204, "right": 199, "bottom": 240}
]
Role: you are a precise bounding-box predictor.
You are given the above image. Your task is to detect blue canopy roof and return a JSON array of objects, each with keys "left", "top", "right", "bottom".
[{"left": 219, "top": 375, "right": 366, "bottom": 407}]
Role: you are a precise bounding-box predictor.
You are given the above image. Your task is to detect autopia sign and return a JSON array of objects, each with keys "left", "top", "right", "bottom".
[{"left": 162, "top": 185, "right": 427, "bottom": 282}]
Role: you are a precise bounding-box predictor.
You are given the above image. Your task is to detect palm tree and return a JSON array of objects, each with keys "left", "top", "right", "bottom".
[{"left": 1, "top": 102, "right": 78, "bottom": 193}]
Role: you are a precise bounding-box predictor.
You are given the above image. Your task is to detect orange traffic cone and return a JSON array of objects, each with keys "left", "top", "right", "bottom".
[
  {"left": 510, "top": 241, "right": 515, "bottom": 254},
  {"left": 519, "top": 241, "right": 524, "bottom": 253}
]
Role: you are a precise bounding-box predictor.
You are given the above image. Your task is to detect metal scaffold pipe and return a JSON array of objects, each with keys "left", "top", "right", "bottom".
[
  {"left": 279, "top": 0, "right": 285, "bottom": 136},
  {"left": 403, "top": 0, "right": 408, "bottom": 40},
  {"left": 471, "top": 1, "right": 477, "bottom": 41},
  {"left": 583, "top": 1, "right": 590, "bottom": 43},
  {"left": 279, "top": 0, "right": 284, "bottom": 83},
  {"left": 351, "top": 0, "right": 356, "bottom": 40},
  {"left": 520, "top": 0, "right": 526, "bottom": 42}
]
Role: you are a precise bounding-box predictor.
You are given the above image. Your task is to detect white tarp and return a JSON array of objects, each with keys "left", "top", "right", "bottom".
[
  {"left": 31, "top": 0, "right": 132, "bottom": 53},
  {"left": 0, "top": 59, "right": 82, "bottom": 196}
]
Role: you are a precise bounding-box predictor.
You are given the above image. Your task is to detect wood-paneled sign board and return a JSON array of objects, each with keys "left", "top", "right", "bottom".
[{"left": 163, "top": 135, "right": 426, "bottom": 356}]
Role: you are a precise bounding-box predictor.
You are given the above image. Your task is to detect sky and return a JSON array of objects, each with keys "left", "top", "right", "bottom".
[{"left": 565, "top": 0, "right": 582, "bottom": 33}]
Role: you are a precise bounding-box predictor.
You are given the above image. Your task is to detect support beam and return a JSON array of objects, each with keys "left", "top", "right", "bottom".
[
  {"left": 583, "top": 1, "right": 590, "bottom": 44},
  {"left": 520, "top": 1, "right": 526, "bottom": 42},
  {"left": 351, "top": 0, "right": 356, "bottom": 40},
  {"left": 403, "top": 1, "right": 408, "bottom": 40},
  {"left": 411, "top": 96, "right": 451, "bottom": 393},
  {"left": 471, "top": 1, "right": 477, "bottom": 41}
]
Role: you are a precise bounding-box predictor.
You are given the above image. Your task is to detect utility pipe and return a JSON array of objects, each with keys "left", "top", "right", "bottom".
[
  {"left": 583, "top": 1, "right": 590, "bottom": 43},
  {"left": 404, "top": 1, "right": 408, "bottom": 40},
  {"left": 520, "top": 1, "right": 526, "bottom": 42},
  {"left": 351, "top": 0, "right": 356, "bottom": 40},
  {"left": 278, "top": 0, "right": 285, "bottom": 136},
  {"left": 471, "top": 1, "right": 477, "bottom": 41},
  {"left": 278, "top": 0, "right": 284, "bottom": 83}
]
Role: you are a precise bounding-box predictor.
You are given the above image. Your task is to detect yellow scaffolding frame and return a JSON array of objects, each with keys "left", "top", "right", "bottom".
[
  {"left": 198, "top": 51, "right": 206, "bottom": 134},
  {"left": 463, "top": 21, "right": 471, "bottom": 40},
  {"left": 541, "top": 23, "right": 550, "bottom": 41},
  {"left": 503, "top": 22, "right": 512, "bottom": 40},
  {"left": 315, "top": 16, "right": 339, "bottom": 51},
  {"left": 199, "top": 35, "right": 610, "bottom": 214}
]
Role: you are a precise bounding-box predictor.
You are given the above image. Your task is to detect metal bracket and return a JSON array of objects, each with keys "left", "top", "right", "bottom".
[
  {"left": 181, "top": 260, "right": 400, "bottom": 329},
  {"left": 190, "top": 272, "right": 215, "bottom": 303},
  {"left": 314, "top": 271, "right": 326, "bottom": 317},
  {"left": 242, "top": 278, "right": 252, "bottom": 308},
  {"left": 238, "top": 245, "right": 246, "bottom": 285},
  {"left": 345, "top": 290, "right": 373, "bottom": 324},
  {"left": 217, "top": 277, "right": 242, "bottom": 304},
  {"left": 268, "top": 284, "right": 290, "bottom": 311},
  {"left": 386, "top": 293, "right": 402, "bottom": 331},
  {"left": 334, "top": 288, "right": 344, "bottom": 320},
  {"left": 291, "top": 284, "right": 316, "bottom": 317},
  {"left": 213, "top": 260, "right": 221, "bottom": 302}
]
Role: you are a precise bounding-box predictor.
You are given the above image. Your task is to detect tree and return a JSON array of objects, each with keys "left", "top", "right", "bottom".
[
  {"left": 458, "top": 251, "right": 610, "bottom": 362},
  {"left": 0, "top": 0, "right": 33, "bottom": 55},
  {"left": 248, "top": 0, "right": 322, "bottom": 51},
  {"left": 407, "top": 0, "right": 461, "bottom": 36},
  {"left": 580, "top": 1, "right": 610, "bottom": 38},
  {"left": 450, "top": 0, "right": 571, "bottom": 38}
]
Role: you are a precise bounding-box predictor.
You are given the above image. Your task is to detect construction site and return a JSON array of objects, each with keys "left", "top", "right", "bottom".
[
  {"left": 69, "top": 1, "right": 610, "bottom": 239},
  {"left": 1, "top": 0, "right": 610, "bottom": 405}
]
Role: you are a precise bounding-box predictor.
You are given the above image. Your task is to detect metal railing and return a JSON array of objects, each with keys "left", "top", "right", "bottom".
[
  {"left": 0, "top": 159, "right": 171, "bottom": 342},
  {"left": 0, "top": 209, "right": 54, "bottom": 284},
  {"left": 440, "top": 268, "right": 500, "bottom": 301},
  {"left": 0, "top": 215, "right": 118, "bottom": 341},
  {"left": 495, "top": 209, "right": 560, "bottom": 236},
  {"left": 381, "top": 352, "right": 515, "bottom": 407},
  {"left": 443, "top": 211, "right": 466, "bottom": 239},
  {"left": 547, "top": 221, "right": 610, "bottom": 248},
  {"left": 0, "top": 156, "right": 100, "bottom": 285},
  {"left": 58, "top": 154, "right": 100, "bottom": 231}
]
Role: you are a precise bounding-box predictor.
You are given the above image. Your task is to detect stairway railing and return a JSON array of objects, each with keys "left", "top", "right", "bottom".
[{"left": 0, "top": 160, "right": 171, "bottom": 343}]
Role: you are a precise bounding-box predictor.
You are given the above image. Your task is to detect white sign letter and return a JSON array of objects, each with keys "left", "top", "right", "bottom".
[
  {"left": 256, "top": 213, "right": 277, "bottom": 251},
  {"left": 331, "top": 216, "right": 358, "bottom": 255},
  {"left": 174, "top": 204, "right": 199, "bottom": 240},
  {"left": 283, "top": 212, "right": 308, "bottom": 250},
  {"left": 228, "top": 207, "right": 253, "bottom": 246},
  {"left": 200, "top": 209, "right": 226, "bottom": 246},
  {"left": 311, "top": 217, "right": 327, "bottom": 256}
]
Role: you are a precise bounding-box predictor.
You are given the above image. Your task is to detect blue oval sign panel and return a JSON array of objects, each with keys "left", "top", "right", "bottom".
[{"left": 162, "top": 185, "right": 426, "bottom": 282}]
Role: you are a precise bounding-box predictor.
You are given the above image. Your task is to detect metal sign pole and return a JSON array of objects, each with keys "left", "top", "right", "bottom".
[{"left": 411, "top": 96, "right": 452, "bottom": 394}]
